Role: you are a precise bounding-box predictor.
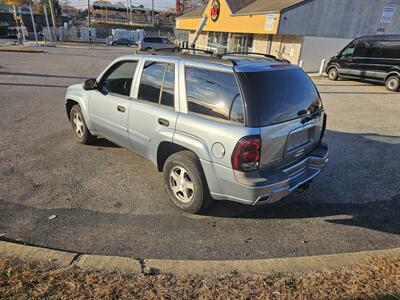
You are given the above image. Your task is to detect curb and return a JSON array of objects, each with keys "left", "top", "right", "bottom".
[
  {"left": 0, "top": 47, "right": 44, "bottom": 53},
  {"left": 0, "top": 241, "right": 399, "bottom": 276}
]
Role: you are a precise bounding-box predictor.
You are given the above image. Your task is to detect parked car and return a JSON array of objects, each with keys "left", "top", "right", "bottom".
[
  {"left": 109, "top": 38, "right": 131, "bottom": 47},
  {"left": 326, "top": 35, "right": 400, "bottom": 91},
  {"left": 138, "top": 37, "right": 175, "bottom": 51},
  {"left": 65, "top": 52, "right": 328, "bottom": 213}
]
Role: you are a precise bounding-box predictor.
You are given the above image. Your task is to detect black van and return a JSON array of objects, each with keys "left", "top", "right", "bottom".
[{"left": 326, "top": 35, "right": 400, "bottom": 91}]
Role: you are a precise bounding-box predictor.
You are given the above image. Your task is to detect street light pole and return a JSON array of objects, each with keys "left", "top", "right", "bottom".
[
  {"left": 44, "top": 5, "right": 53, "bottom": 42},
  {"left": 151, "top": 0, "right": 154, "bottom": 26},
  {"left": 88, "top": 0, "right": 90, "bottom": 28},
  {"left": 29, "top": 4, "right": 39, "bottom": 46},
  {"left": 48, "top": 0, "right": 56, "bottom": 27}
]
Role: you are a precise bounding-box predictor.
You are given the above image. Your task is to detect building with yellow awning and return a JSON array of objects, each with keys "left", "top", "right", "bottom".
[{"left": 176, "top": 0, "right": 400, "bottom": 71}]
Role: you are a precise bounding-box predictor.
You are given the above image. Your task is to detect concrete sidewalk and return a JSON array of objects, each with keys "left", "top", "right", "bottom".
[{"left": 1, "top": 241, "right": 399, "bottom": 276}]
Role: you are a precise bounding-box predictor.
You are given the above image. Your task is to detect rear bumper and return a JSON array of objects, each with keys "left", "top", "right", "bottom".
[{"left": 202, "top": 143, "right": 328, "bottom": 206}]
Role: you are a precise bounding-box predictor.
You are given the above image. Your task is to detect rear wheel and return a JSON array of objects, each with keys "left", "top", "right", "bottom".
[
  {"left": 163, "top": 151, "right": 212, "bottom": 214},
  {"left": 145, "top": 47, "right": 153, "bottom": 51},
  {"left": 70, "top": 105, "right": 96, "bottom": 144},
  {"left": 328, "top": 67, "right": 339, "bottom": 81},
  {"left": 385, "top": 75, "right": 400, "bottom": 92}
]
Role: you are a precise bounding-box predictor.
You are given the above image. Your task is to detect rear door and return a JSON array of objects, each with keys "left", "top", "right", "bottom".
[
  {"left": 351, "top": 39, "right": 383, "bottom": 79},
  {"left": 237, "top": 67, "right": 324, "bottom": 170},
  {"left": 377, "top": 40, "right": 400, "bottom": 79},
  {"left": 128, "top": 59, "right": 179, "bottom": 159}
]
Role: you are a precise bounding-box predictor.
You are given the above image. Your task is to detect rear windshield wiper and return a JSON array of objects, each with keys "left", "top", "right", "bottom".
[{"left": 299, "top": 110, "right": 322, "bottom": 124}]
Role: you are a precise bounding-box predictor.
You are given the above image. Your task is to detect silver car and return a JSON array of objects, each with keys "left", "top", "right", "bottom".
[
  {"left": 65, "top": 53, "right": 328, "bottom": 213},
  {"left": 138, "top": 37, "right": 175, "bottom": 51}
]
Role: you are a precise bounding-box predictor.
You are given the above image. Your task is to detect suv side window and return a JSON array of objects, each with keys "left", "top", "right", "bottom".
[
  {"left": 354, "top": 40, "right": 383, "bottom": 58},
  {"left": 99, "top": 61, "right": 137, "bottom": 97},
  {"left": 381, "top": 41, "right": 400, "bottom": 59},
  {"left": 138, "top": 61, "right": 175, "bottom": 108},
  {"left": 185, "top": 67, "right": 245, "bottom": 124}
]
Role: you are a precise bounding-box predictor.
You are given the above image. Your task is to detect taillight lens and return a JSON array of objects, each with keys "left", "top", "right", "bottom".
[
  {"left": 321, "top": 113, "right": 327, "bottom": 140},
  {"left": 232, "top": 136, "right": 261, "bottom": 172}
]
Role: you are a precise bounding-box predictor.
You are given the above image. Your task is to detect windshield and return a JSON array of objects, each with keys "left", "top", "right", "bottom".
[{"left": 237, "top": 68, "right": 322, "bottom": 126}]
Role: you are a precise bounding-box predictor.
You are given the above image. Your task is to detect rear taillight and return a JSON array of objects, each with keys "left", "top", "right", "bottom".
[
  {"left": 321, "top": 113, "right": 327, "bottom": 140},
  {"left": 232, "top": 136, "right": 261, "bottom": 172}
]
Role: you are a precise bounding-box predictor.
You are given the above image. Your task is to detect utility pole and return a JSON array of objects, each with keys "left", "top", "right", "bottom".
[
  {"left": 151, "top": 0, "right": 154, "bottom": 26},
  {"left": 129, "top": 0, "right": 132, "bottom": 23},
  {"left": 126, "top": 0, "right": 129, "bottom": 23},
  {"left": 29, "top": 5, "right": 39, "bottom": 46},
  {"left": 44, "top": 5, "right": 53, "bottom": 42},
  {"left": 87, "top": 0, "right": 90, "bottom": 27},
  {"left": 48, "top": 0, "right": 56, "bottom": 27}
]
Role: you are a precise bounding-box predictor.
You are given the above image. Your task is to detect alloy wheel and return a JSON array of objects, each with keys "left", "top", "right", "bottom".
[
  {"left": 72, "top": 112, "right": 85, "bottom": 138},
  {"left": 169, "top": 166, "right": 195, "bottom": 203}
]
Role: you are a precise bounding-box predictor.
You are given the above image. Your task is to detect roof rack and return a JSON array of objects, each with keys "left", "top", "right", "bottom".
[
  {"left": 134, "top": 48, "right": 235, "bottom": 66},
  {"left": 175, "top": 47, "right": 215, "bottom": 55},
  {"left": 217, "top": 52, "right": 277, "bottom": 59},
  {"left": 217, "top": 52, "right": 291, "bottom": 64},
  {"left": 136, "top": 47, "right": 215, "bottom": 55}
]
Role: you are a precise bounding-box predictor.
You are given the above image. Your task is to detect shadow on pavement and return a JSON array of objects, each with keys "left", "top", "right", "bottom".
[{"left": 206, "top": 194, "right": 400, "bottom": 235}]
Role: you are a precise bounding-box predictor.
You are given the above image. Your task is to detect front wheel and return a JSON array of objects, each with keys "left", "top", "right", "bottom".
[
  {"left": 70, "top": 105, "right": 96, "bottom": 144},
  {"left": 163, "top": 151, "right": 212, "bottom": 214},
  {"left": 328, "top": 67, "right": 339, "bottom": 81},
  {"left": 385, "top": 75, "right": 400, "bottom": 92}
]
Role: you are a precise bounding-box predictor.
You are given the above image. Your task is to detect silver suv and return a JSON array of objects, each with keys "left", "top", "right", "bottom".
[{"left": 65, "top": 52, "right": 328, "bottom": 213}]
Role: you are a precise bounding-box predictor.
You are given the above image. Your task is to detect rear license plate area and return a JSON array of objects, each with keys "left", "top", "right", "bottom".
[{"left": 286, "top": 127, "right": 315, "bottom": 154}]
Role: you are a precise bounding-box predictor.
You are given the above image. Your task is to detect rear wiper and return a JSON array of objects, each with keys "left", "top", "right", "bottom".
[{"left": 300, "top": 111, "right": 322, "bottom": 124}]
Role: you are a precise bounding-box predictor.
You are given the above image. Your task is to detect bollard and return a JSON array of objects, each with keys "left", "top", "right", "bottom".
[{"left": 319, "top": 59, "right": 326, "bottom": 76}]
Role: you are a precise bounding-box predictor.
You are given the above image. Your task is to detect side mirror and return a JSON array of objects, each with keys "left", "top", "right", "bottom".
[{"left": 83, "top": 79, "right": 97, "bottom": 91}]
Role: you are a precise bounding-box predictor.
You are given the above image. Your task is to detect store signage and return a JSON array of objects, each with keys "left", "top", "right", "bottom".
[
  {"left": 265, "top": 13, "right": 275, "bottom": 31},
  {"left": 210, "top": 0, "right": 220, "bottom": 22},
  {"left": 380, "top": 7, "right": 395, "bottom": 24}
]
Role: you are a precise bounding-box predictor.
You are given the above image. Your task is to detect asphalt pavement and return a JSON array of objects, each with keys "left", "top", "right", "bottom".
[{"left": 0, "top": 46, "right": 399, "bottom": 260}]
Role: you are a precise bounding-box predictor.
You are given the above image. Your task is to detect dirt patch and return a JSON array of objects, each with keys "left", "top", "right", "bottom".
[{"left": 1, "top": 255, "right": 399, "bottom": 299}]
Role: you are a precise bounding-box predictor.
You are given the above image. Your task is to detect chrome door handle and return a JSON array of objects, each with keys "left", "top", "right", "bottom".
[{"left": 117, "top": 105, "right": 125, "bottom": 113}]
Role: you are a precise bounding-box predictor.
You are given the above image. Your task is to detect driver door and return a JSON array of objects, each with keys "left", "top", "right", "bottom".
[
  {"left": 89, "top": 60, "right": 138, "bottom": 148},
  {"left": 338, "top": 42, "right": 356, "bottom": 75}
]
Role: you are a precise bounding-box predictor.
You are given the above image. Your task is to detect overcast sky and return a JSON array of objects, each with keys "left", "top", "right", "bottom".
[{"left": 68, "top": 0, "right": 176, "bottom": 10}]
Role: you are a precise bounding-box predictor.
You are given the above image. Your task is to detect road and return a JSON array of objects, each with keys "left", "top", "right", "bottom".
[{"left": 0, "top": 46, "right": 399, "bottom": 260}]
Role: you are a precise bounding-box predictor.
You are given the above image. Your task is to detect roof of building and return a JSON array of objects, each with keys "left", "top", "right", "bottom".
[
  {"left": 178, "top": 0, "right": 304, "bottom": 18},
  {"left": 177, "top": 6, "right": 205, "bottom": 19},
  {"left": 235, "top": 0, "right": 304, "bottom": 14}
]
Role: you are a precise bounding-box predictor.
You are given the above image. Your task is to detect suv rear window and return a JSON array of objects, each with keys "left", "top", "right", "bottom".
[{"left": 237, "top": 68, "right": 322, "bottom": 126}]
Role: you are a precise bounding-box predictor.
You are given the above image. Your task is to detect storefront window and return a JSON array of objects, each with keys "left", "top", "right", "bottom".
[
  {"left": 230, "top": 33, "right": 254, "bottom": 53},
  {"left": 207, "top": 32, "right": 229, "bottom": 54}
]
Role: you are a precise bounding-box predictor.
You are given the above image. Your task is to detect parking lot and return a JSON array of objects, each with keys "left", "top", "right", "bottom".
[{"left": 0, "top": 46, "right": 399, "bottom": 260}]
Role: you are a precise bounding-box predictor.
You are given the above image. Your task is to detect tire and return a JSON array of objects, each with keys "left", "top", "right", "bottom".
[
  {"left": 163, "top": 151, "right": 212, "bottom": 214},
  {"left": 145, "top": 47, "right": 153, "bottom": 52},
  {"left": 328, "top": 67, "right": 339, "bottom": 81},
  {"left": 127, "top": 43, "right": 131, "bottom": 47},
  {"left": 69, "top": 105, "right": 96, "bottom": 145},
  {"left": 385, "top": 75, "right": 400, "bottom": 92},
  {"left": 112, "top": 42, "right": 116, "bottom": 46}
]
